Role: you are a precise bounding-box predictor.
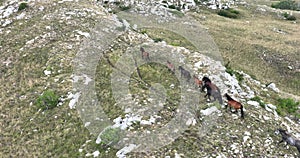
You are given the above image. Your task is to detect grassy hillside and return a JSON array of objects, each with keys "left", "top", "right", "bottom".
[
  {"left": 0, "top": 0, "right": 299, "bottom": 157},
  {"left": 190, "top": 5, "right": 300, "bottom": 96}
]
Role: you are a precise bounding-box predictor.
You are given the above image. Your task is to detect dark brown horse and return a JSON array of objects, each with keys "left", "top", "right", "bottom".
[
  {"left": 277, "top": 128, "right": 300, "bottom": 154},
  {"left": 224, "top": 93, "right": 244, "bottom": 119},
  {"left": 201, "top": 76, "right": 223, "bottom": 105},
  {"left": 167, "top": 60, "right": 175, "bottom": 74},
  {"left": 140, "top": 47, "right": 150, "bottom": 61}
]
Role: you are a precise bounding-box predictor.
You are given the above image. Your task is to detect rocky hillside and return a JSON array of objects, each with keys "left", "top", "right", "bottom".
[{"left": 0, "top": 0, "right": 299, "bottom": 157}]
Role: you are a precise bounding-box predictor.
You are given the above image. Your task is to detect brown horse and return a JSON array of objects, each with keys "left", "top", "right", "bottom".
[
  {"left": 224, "top": 93, "right": 244, "bottom": 119},
  {"left": 193, "top": 75, "right": 202, "bottom": 88},
  {"left": 167, "top": 60, "right": 175, "bottom": 74},
  {"left": 201, "top": 77, "right": 223, "bottom": 105},
  {"left": 140, "top": 47, "right": 150, "bottom": 61}
]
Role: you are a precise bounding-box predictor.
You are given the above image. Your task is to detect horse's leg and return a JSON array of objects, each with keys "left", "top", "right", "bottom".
[
  {"left": 278, "top": 139, "right": 284, "bottom": 145},
  {"left": 210, "top": 95, "right": 216, "bottom": 103},
  {"left": 233, "top": 108, "right": 238, "bottom": 113},
  {"left": 187, "top": 74, "right": 190, "bottom": 82},
  {"left": 207, "top": 94, "right": 211, "bottom": 102}
]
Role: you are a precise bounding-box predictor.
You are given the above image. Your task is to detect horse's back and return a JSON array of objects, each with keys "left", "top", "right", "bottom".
[{"left": 228, "top": 100, "right": 241, "bottom": 109}]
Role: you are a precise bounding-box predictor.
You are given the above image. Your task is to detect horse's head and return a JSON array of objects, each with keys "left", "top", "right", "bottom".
[
  {"left": 224, "top": 93, "right": 228, "bottom": 97},
  {"left": 202, "top": 76, "right": 211, "bottom": 83},
  {"left": 276, "top": 128, "right": 287, "bottom": 135},
  {"left": 178, "top": 66, "right": 183, "bottom": 70},
  {"left": 140, "top": 47, "right": 145, "bottom": 52}
]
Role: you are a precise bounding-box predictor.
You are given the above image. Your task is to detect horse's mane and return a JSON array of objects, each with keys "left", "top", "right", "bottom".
[{"left": 225, "top": 93, "right": 235, "bottom": 101}]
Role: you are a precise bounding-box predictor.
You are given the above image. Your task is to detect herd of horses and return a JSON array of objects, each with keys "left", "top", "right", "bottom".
[
  {"left": 140, "top": 47, "right": 300, "bottom": 154},
  {"left": 140, "top": 47, "right": 244, "bottom": 119}
]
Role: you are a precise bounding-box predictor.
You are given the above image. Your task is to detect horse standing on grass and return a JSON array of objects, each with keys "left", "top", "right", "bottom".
[
  {"left": 140, "top": 47, "right": 150, "bottom": 61},
  {"left": 224, "top": 93, "right": 244, "bottom": 119},
  {"left": 178, "top": 66, "right": 191, "bottom": 82},
  {"left": 277, "top": 128, "right": 300, "bottom": 154},
  {"left": 201, "top": 76, "right": 223, "bottom": 105}
]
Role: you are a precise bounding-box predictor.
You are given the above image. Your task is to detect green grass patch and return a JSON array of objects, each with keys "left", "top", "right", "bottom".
[
  {"left": 36, "top": 90, "right": 59, "bottom": 110},
  {"left": 250, "top": 96, "right": 266, "bottom": 108},
  {"left": 100, "top": 127, "right": 122, "bottom": 146},
  {"left": 225, "top": 62, "right": 244, "bottom": 82},
  {"left": 276, "top": 98, "right": 299, "bottom": 118}
]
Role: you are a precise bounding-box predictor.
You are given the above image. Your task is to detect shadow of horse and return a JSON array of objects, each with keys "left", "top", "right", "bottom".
[
  {"left": 178, "top": 66, "right": 191, "bottom": 82},
  {"left": 201, "top": 76, "right": 223, "bottom": 105},
  {"left": 277, "top": 128, "right": 300, "bottom": 154},
  {"left": 224, "top": 93, "right": 244, "bottom": 119}
]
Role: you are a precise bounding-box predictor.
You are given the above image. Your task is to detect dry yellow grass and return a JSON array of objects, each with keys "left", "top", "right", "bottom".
[{"left": 191, "top": 5, "right": 300, "bottom": 95}]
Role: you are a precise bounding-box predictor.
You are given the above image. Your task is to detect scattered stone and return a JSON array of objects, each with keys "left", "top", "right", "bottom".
[
  {"left": 44, "top": 70, "right": 51, "bottom": 76},
  {"left": 68, "top": 92, "right": 81, "bottom": 109},
  {"left": 267, "top": 83, "right": 279, "bottom": 93},
  {"left": 186, "top": 118, "right": 197, "bottom": 126},
  {"left": 200, "top": 106, "right": 220, "bottom": 116},
  {"left": 247, "top": 100, "right": 260, "bottom": 108},
  {"left": 116, "top": 144, "right": 137, "bottom": 158},
  {"left": 266, "top": 104, "right": 276, "bottom": 110}
]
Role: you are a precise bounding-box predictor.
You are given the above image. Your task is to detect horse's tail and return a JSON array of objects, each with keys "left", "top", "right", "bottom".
[{"left": 240, "top": 105, "right": 244, "bottom": 119}]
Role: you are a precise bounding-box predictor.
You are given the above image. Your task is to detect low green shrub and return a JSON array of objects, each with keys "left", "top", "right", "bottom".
[
  {"left": 153, "top": 38, "right": 163, "bottom": 43},
  {"left": 217, "top": 8, "right": 240, "bottom": 19},
  {"left": 140, "top": 30, "right": 147, "bottom": 34},
  {"left": 168, "top": 5, "right": 176, "bottom": 9},
  {"left": 18, "top": 2, "right": 28, "bottom": 11},
  {"left": 271, "top": 0, "right": 300, "bottom": 11},
  {"left": 119, "top": 5, "right": 131, "bottom": 11},
  {"left": 282, "top": 12, "right": 297, "bottom": 20},
  {"left": 36, "top": 90, "right": 59, "bottom": 110}
]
